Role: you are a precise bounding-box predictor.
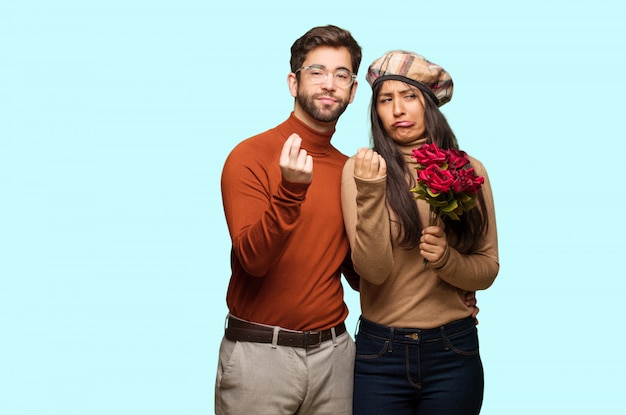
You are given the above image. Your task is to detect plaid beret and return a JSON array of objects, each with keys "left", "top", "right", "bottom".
[{"left": 366, "top": 50, "right": 453, "bottom": 107}]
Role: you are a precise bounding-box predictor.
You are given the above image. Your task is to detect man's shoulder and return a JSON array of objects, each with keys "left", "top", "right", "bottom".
[
  {"left": 228, "top": 126, "right": 284, "bottom": 158},
  {"left": 221, "top": 128, "right": 286, "bottom": 182}
]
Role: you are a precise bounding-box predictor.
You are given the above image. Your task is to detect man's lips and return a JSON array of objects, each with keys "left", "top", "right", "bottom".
[{"left": 317, "top": 96, "right": 337, "bottom": 105}]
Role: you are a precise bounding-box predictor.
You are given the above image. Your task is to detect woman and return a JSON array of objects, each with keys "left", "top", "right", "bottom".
[{"left": 341, "top": 50, "right": 499, "bottom": 414}]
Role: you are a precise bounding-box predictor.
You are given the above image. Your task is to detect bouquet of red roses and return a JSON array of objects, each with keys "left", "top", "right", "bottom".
[{"left": 411, "top": 143, "right": 484, "bottom": 266}]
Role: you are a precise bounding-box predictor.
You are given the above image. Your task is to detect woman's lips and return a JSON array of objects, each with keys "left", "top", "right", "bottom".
[{"left": 393, "top": 121, "right": 415, "bottom": 127}]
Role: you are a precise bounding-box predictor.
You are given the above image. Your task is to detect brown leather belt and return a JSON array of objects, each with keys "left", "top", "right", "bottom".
[{"left": 225, "top": 316, "right": 346, "bottom": 349}]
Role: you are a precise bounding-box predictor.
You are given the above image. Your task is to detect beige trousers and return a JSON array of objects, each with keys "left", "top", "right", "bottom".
[{"left": 215, "top": 329, "right": 355, "bottom": 415}]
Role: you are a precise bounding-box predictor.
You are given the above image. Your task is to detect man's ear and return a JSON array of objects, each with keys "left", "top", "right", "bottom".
[
  {"left": 287, "top": 73, "right": 298, "bottom": 98},
  {"left": 348, "top": 80, "right": 358, "bottom": 104}
]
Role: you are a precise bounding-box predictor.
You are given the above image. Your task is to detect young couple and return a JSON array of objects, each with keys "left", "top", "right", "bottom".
[{"left": 216, "top": 25, "right": 499, "bottom": 415}]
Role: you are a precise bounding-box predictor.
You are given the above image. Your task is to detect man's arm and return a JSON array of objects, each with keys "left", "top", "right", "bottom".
[{"left": 221, "top": 134, "right": 313, "bottom": 276}]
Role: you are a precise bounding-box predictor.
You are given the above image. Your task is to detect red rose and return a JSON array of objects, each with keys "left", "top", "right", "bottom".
[
  {"left": 411, "top": 142, "right": 485, "bottom": 230},
  {"left": 418, "top": 164, "right": 455, "bottom": 193},
  {"left": 453, "top": 168, "right": 484, "bottom": 194},
  {"left": 412, "top": 143, "right": 448, "bottom": 167},
  {"left": 447, "top": 148, "right": 470, "bottom": 170}
]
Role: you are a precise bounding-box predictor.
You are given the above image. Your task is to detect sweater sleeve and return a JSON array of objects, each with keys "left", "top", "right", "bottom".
[
  {"left": 221, "top": 146, "right": 309, "bottom": 277},
  {"left": 340, "top": 250, "right": 360, "bottom": 291},
  {"left": 429, "top": 159, "right": 500, "bottom": 291},
  {"left": 341, "top": 157, "right": 394, "bottom": 285}
]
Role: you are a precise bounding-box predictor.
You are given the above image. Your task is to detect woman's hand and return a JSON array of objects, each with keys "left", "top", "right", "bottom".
[
  {"left": 419, "top": 226, "right": 448, "bottom": 264},
  {"left": 354, "top": 148, "right": 386, "bottom": 180}
]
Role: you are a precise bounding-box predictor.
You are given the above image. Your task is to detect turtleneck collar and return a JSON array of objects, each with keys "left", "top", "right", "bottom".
[
  {"left": 277, "top": 112, "right": 335, "bottom": 155},
  {"left": 397, "top": 137, "right": 428, "bottom": 164}
]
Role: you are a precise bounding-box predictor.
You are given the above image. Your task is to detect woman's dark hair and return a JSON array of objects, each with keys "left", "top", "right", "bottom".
[{"left": 370, "top": 81, "right": 488, "bottom": 252}]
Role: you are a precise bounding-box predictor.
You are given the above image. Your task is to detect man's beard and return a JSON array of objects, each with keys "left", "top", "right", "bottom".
[{"left": 296, "top": 91, "right": 349, "bottom": 123}]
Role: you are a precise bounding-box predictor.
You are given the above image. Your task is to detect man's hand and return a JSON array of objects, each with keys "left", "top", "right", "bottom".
[
  {"left": 280, "top": 134, "right": 313, "bottom": 184},
  {"left": 353, "top": 148, "right": 386, "bottom": 180},
  {"left": 465, "top": 291, "right": 480, "bottom": 324}
]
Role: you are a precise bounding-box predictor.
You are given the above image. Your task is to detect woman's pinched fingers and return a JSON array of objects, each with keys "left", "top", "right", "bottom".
[{"left": 354, "top": 148, "right": 386, "bottom": 180}]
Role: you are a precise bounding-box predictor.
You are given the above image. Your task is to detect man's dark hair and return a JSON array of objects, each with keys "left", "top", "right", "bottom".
[{"left": 290, "top": 25, "right": 362, "bottom": 75}]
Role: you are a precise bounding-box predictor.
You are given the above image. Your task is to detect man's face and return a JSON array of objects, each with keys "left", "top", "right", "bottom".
[{"left": 288, "top": 46, "right": 358, "bottom": 129}]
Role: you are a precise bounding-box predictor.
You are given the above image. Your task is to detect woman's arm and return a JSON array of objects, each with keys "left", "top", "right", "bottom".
[
  {"left": 428, "top": 159, "right": 500, "bottom": 291},
  {"left": 341, "top": 150, "right": 394, "bottom": 285}
]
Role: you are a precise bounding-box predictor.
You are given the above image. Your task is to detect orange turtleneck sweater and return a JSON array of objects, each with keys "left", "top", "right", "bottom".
[{"left": 221, "top": 112, "right": 356, "bottom": 331}]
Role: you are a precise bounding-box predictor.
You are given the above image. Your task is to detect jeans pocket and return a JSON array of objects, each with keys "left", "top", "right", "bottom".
[
  {"left": 443, "top": 326, "right": 480, "bottom": 356},
  {"left": 355, "top": 332, "right": 390, "bottom": 359}
]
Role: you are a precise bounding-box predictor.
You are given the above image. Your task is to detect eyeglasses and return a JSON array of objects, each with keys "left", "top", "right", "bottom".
[{"left": 295, "top": 65, "right": 357, "bottom": 88}]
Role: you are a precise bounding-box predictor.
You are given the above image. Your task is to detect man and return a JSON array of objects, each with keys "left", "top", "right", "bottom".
[
  {"left": 215, "top": 25, "right": 477, "bottom": 414},
  {"left": 216, "top": 25, "right": 362, "bottom": 415}
]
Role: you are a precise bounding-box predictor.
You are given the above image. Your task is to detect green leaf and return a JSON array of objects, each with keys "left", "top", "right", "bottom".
[
  {"left": 447, "top": 211, "right": 461, "bottom": 220},
  {"left": 442, "top": 200, "right": 459, "bottom": 213},
  {"left": 426, "top": 188, "right": 440, "bottom": 197}
]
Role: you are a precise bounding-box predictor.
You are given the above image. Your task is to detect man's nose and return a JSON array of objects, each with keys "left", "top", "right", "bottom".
[{"left": 322, "top": 74, "right": 336, "bottom": 90}]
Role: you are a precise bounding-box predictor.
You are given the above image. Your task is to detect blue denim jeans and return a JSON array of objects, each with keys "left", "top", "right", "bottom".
[{"left": 353, "top": 316, "right": 484, "bottom": 415}]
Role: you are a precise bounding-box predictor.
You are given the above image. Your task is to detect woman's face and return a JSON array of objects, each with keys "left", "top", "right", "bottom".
[{"left": 376, "top": 80, "right": 426, "bottom": 144}]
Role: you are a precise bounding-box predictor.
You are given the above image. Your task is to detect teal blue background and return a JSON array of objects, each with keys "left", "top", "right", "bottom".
[{"left": 2, "top": 0, "right": 625, "bottom": 413}]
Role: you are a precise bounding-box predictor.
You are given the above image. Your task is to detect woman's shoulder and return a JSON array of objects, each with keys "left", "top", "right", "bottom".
[{"left": 466, "top": 154, "right": 488, "bottom": 175}]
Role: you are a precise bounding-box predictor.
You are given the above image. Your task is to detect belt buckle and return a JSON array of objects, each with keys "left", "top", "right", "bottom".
[{"left": 303, "top": 330, "right": 321, "bottom": 349}]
